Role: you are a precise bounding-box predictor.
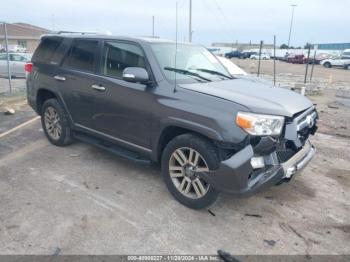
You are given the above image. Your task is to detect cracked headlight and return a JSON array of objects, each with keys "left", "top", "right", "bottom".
[{"left": 236, "top": 112, "right": 284, "bottom": 136}]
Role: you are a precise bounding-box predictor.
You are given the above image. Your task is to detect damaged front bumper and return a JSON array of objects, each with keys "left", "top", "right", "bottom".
[{"left": 198, "top": 140, "right": 315, "bottom": 196}]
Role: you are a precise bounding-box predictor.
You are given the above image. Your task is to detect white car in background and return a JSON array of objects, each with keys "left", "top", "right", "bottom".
[
  {"left": 250, "top": 53, "right": 270, "bottom": 60},
  {"left": 321, "top": 56, "right": 350, "bottom": 69},
  {"left": 321, "top": 50, "right": 350, "bottom": 69},
  {"left": 0, "top": 53, "right": 32, "bottom": 78}
]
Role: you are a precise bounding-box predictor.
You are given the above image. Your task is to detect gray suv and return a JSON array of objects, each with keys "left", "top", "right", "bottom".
[{"left": 26, "top": 33, "right": 317, "bottom": 209}]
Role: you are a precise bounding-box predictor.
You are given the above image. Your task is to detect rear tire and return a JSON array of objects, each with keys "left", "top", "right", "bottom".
[
  {"left": 161, "top": 133, "right": 219, "bottom": 209},
  {"left": 41, "top": 98, "right": 73, "bottom": 146}
]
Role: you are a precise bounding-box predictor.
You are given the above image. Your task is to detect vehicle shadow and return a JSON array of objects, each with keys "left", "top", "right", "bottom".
[{"left": 70, "top": 141, "right": 317, "bottom": 212}]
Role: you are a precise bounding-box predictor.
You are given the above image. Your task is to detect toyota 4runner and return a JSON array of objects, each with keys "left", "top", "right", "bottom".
[{"left": 26, "top": 33, "right": 318, "bottom": 209}]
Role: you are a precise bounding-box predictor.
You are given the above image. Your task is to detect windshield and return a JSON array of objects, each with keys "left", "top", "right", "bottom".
[{"left": 150, "top": 43, "right": 232, "bottom": 84}]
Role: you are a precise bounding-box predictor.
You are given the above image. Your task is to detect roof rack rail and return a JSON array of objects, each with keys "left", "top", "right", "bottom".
[{"left": 55, "top": 31, "right": 99, "bottom": 35}]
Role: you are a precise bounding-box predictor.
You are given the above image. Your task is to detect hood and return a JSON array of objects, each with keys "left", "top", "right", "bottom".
[
  {"left": 234, "top": 74, "right": 273, "bottom": 86},
  {"left": 179, "top": 78, "right": 313, "bottom": 117}
]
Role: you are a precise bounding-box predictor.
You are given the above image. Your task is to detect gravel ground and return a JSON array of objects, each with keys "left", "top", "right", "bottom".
[{"left": 232, "top": 58, "right": 350, "bottom": 91}]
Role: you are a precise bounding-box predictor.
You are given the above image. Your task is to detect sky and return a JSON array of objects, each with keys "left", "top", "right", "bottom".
[{"left": 1, "top": 0, "right": 349, "bottom": 46}]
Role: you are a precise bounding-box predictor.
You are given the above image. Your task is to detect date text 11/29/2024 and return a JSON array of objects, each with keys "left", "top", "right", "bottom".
[{"left": 127, "top": 255, "right": 219, "bottom": 261}]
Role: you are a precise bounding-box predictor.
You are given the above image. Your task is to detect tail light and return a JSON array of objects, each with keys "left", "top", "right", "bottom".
[{"left": 24, "top": 63, "right": 33, "bottom": 73}]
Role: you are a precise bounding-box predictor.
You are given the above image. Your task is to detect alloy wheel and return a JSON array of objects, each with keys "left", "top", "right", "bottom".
[
  {"left": 44, "top": 106, "right": 62, "bottom": 140},
  {"left": 169, "top": 147, "right": 210, "bottom": 199}
]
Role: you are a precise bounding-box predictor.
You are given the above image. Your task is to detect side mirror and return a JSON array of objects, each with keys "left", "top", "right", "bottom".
[{"left": 122, "top": 67, "right": 150, "bottom": 84}]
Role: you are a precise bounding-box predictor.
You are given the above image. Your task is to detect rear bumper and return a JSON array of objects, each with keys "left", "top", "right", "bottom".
[{"left": 199, "top": 140, "right": 315, "bottom": 196}]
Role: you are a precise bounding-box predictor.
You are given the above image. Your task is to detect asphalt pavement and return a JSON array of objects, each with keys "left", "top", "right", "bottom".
[{"left": 0, "top": 116, "right": 349, "bottom": 255}]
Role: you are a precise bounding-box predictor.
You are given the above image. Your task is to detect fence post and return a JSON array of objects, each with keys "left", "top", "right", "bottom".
[
  {"left": 310, "top": 45, "right": 317, "bottom": 82},
  {"left": 273, "top": 35, "right": 276, "bottom": 86},
  {"left": 304, "top": 43, "right": 311, "bottom": 84},
  {"left": 2, "top": 22, "right": 12, "bottom": 93},
  {"left": 257, "top": 40, "right": 263, "bottom": 77}
]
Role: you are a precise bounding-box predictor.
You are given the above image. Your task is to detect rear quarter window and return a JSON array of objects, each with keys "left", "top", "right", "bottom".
[
  {"left": 32, "top": 37, "right": 65, "bottom": 64},
  {"left": 62, "top": 40, "right": 98, "bottom": 73}
]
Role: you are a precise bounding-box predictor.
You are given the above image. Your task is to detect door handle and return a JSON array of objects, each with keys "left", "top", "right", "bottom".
[
  {"left": 91, "top": 84, "right": 106, "bottom": 91},
  {"left": 54, "top": 75, "right": 66, "bottom": 81}
]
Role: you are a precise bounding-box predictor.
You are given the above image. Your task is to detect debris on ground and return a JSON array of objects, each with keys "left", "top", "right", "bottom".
[
  {"left": 53, "top": 247, "right": 61, "bottom": 256},
  {"left": 208, "top": 209, "right": 216, "bottom": 216},
  {"left": 244, "top": 213, "right": 262, "bottom": 218},
  {"left": 327, "top": 102, "right": 340, "bottom": 109},
  {"left": 217, "top": 250, "right": 240, "bottom": 262},
  {"left": 69, "top": 153, "right": 80, "bottom": 158},
  {"left": 4, "top": 107, "right": 15, "bottom": 115},
  {"left": 264, "top": 239, "right": 277, "bottom": 246}
]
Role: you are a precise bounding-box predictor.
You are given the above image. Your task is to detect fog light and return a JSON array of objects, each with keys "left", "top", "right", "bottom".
[{"left": 251, "top": 157, "right": 265, "bottom": 169}]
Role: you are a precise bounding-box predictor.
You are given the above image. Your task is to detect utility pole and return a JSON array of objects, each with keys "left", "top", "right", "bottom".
[
  {"left": 189, "top": 0, "right": 192, "bottom": 42},
  {"left": 152, "top": 15, "right": 155, "bottom": 37},
  {"left": 1, "top": 22, "right": 12, "bottom": 92},
  {"left": 287, "top": 4, "right": 297, "bottom": 48}
]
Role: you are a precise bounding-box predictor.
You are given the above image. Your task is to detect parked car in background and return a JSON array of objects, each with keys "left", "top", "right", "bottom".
[
  {"left": 286, "top": 54, "right": 307, "bottom": 64},
  {"left": 26, "top": 34, "right": 317, "bottom": 209},
  {"left": 2, "top": 45, "right": 27, "bottom": 53},
  {"left": 0, "top": 52, "right": 32, "bottom": 77},
  {"left": 250, "top": 53, "right": 270, "bottom": 60},
  {"left": 240, "top": 51, "right": 257, "bottom": 59},
  {"left": 342, "top": 49, "right": 350, "bottom": 59},
  {"left": 320, "top": 56, "right": 350, "bottom": 68},
  {"left": 307, "top": 53, "right": 331, "bottom": 64},
  {"left": 225, "top": 50, "right": 242, "bottom": 59}
]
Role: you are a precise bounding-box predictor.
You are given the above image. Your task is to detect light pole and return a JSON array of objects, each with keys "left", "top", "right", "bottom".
[
  {"left": 0, "top": 21, "right": 12, "bottom": 92},
  {"left": 287, "top": 4, "right": 297, "bottom": 48},
  {"left": 189, "top": 0, "right": 192, "bottom": 42}
]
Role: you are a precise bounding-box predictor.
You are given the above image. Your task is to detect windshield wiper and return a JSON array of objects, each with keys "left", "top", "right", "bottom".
[
  {"left": 195, "top": 68, "right": 233, "bottom": 79},
  {"left": 164, "top": 67, "right": 212, "bottom": 82}
]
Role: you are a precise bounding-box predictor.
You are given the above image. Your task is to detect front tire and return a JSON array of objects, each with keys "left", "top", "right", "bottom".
[
  {"left": 161, "top": 134, "right": 219, "bottom": 209},
  {"left": 41, "top": 98, "right": 73, "bottom": 146}
]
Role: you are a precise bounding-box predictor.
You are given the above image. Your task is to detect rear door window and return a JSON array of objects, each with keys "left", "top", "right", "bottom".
[
  {"left": 101, "top": 41, "right": 146, "bottom": 78},
  {"left": 63, "top": 40, "right": 98, "bottom": 73},
  {"left": 32, "top": 37, "right": 64, "bottom": 64}
]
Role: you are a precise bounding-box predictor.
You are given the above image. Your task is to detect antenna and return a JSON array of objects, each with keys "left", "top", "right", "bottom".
[
  {"left": 189, "top": 0, "right": 192, "bottom": 42},
  {"left": 173, "top": 1, "right": 178, "bottom": 93}
]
